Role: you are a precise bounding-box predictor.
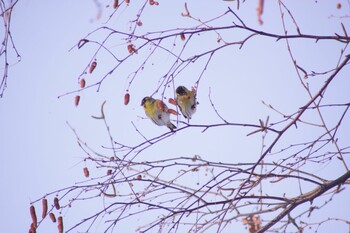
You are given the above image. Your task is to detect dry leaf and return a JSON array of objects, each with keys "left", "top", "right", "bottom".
[
  {"left": 127, "top": 44, "right": 137, "bottom": 54},
  {"left": 242, "top": 215, "right": 261, "bottom": 233}
]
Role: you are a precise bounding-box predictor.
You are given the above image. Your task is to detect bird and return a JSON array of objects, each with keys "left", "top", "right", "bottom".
[
  {"left": 175, "top": 86, "right": 197, "bottom": 121},
  {"left": 141, "top": 96, "right": 177, "bottom": 131}
]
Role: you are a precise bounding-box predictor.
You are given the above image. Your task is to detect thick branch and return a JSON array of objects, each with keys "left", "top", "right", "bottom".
[{"left": 258, "top": 170, "right": 350, "bottom": 233}]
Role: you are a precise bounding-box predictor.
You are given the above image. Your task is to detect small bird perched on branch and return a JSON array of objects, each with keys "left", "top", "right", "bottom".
[
  {"left": 175, "top": 86, "right": 197, "bottom": 121},
  {"left": 141, "top": 96, "right": 177, "bottom": 131}
]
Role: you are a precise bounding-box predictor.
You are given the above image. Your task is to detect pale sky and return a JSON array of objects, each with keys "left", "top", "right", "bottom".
[{"left": 1, "top": 1, "right": 349, "bottom": 232}]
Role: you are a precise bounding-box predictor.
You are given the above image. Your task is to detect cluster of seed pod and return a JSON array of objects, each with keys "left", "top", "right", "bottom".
[
  {"left": 28, "top": 197, "right": 63, "bottom": 233},
  {"left": 74, "top": 60, "right": 98, "bottom": 107}
]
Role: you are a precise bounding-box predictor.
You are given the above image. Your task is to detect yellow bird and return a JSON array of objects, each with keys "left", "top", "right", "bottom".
[
  {"left": 175, "top": 86, "right": 197, "bottom": 121},
  {"left": 141, "top": 97, "right": 177, "bottom": 131}
]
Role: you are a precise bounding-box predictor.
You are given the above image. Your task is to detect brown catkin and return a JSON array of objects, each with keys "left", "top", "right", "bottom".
[
  {"left": 30, "top": 222, "right": 36, "bottom": 233},
  {"left": 113, "top": 0, "right": 118, "bottom": 8},
  {"left": 49, "top": 213, "right": 57, "bottom": 223},
  {"left": 168, "top": 109, "right": 178, "bottom": 115},
  {"left": 89, "top": 61, "right": 97, "bottom": 73},
  {"left": 42, "top": 198, "right": 48, "bottom": 219},
  {"left": 75, "top": 95, "right": 80, "bottom": 107},
  {"left": 168, "top": 98, "right": 177, "bottom": 105},
  {"left": 124, "top": 93, "right": 130, "bottom": 105},
  {"left": 80, "top": 78, "right": 86, "bottom": 88},
  {"left": 58, "top": 216, "right": 63, "bottom": 233},
  {"left": 54, "top": 197, "right": 60, "bottom": 210},
  {"left": 180, "top": 33, "right": 186, "bottom": 41},
  {"left": 83, "top": 167, "right": 89, "bottom": 178},
  {"left": 30, "top": 205, "right": 37, "bottom": 228}
]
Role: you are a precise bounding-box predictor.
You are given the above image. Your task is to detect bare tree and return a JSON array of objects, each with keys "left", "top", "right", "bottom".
[
  {"left": 29, "top": 1, "right": 350, "bottom": 233},
  {"left": 0, "top": 0, "right": 20, "bottom": 97}
]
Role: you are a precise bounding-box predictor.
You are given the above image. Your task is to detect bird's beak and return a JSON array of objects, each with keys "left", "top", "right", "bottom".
[{"left": 141, "top": 97, "right": 146, "bottom": 106}]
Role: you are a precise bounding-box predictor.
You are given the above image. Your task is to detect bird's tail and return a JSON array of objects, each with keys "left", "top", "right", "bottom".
[{"left": 167, "top": 122, "right": 177, "bottom": 131}]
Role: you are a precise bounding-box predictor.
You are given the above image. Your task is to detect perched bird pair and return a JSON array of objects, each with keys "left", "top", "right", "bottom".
[{"left": 141, "top": 86, "right": 197, "bottom": 131}]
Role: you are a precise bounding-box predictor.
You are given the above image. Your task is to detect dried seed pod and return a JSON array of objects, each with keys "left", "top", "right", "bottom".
[
  {"left": 180, "top": 33, "right": 185, "bottom": 41},
  {"left": 75, "top": 95, "right": 80, "bottom": 107},
  {"left": 110, "top": 156, "right": 115, "bottom": 161},
  {"left": 83, "top": 167, "right": 89, "bottom": 178},
  {"left": 257, "top": 0, "right": 264, "bottom": 25},
  {"left": 30, "top": 222, "right": 36, "bottom": 233},
  {"left": 136, "top": 174, "right": 142, "bottom": 180},
  {"left": 168, "top": 109, "right": 179, "bottom": 115},
  {"left": 181, "top": 2, "right": 190, "bottom": 17},
  {"left": 149, "top": 0, "right": 154, "bottom": 5},
  {"left": 77, "top": 39, "right": 89, "bottom": 49},
  {"left": 107, "top": 169, "right": 112, "bottom": 175},
  {"left": 127, "top": 44, "right": 137, "bottom": 54},
  {"left": 89, "top": 61, "right": 97, "bottom": 73},
  {"left": 136, "top": 21, "right": 142, "bottom": 26},
  {"left": 80, "top": 78, "right": 86, "bottom": 88},
  {"left": 58, "top": 216, "right": 63, "bottom": 233},
  {"left": 113, "top": 0, "right": 118, "bottom": 8},
  {"left": 124, "top": 93, "right": 130, "bottom": 105},
  {"left": 168, "top": 98, "right": 177, "bottom": 106},
  {"left": 49, "top": 213, "right": 56, "bottom": 223},
  {"left": 54, "top": 197, "right": 60, "bottom": 210},
  {"left": 30, "top": 205, "right": 37, "bottom": 229},
  {"left": 42, "top": 198, "right": 48, "bottom": 219}
]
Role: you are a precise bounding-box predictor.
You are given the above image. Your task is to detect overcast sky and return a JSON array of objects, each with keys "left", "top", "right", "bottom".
[{"left": 1, "top": 1, "right": 349, "bottom": 232}]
